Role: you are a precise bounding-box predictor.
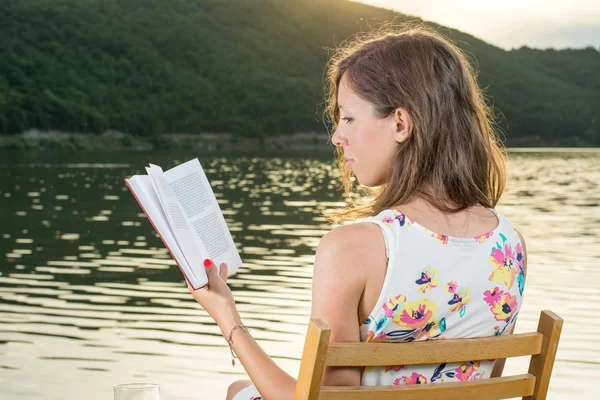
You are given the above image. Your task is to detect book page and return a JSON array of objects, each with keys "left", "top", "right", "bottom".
[
  {"left": 163, "top": 159, "right": 242, "bottom": 273},
  {"left": 146, "top": 164, "right": 211, "bottom": 286},
  {"left": 145, "top": 166, "right": 168, "bottom": 217},
  {"left": 126, "top": 175, "right": 199, "bottom": 286}
]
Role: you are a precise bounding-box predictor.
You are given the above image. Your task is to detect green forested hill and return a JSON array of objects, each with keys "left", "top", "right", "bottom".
[{"left": 1, "top": 0, "right": 598, "bottom": 146}]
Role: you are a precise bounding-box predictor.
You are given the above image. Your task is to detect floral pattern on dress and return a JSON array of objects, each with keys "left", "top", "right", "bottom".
[
  {"left": 419, "top": 226, "right": 449, "bottom": 245},
  {"left": 483, "top": 287, "right": 519, "bottom": 335},
  {"left": 360, "top": 209, "right": 524, "bottom": 387},
  {"left": 446, "top": 281, "right": 469, "bottom": 316},
  {"left": 488, "top": 233, "right": 519, "bottom": 290},
  {"left": 429, "top": 361, "right": 485, "bottom": 382},
  {"left": 382, "top": 215, "right": 395, "bottom": 225},
  {"left": 483, "top": 287, "right": 504, "bottom": 307},
  {"left": 475, "top": 231, "right": 495, "bottom": 243},
  {"left": 416, "top": 268, "right": 438, "bottom": 293},
  {"left": 383, "top": 294, "right": 407, "bottom": 316},
  {"left": 491, "top": 293, "right": 518, "bottom": 322},
  {"left": 393, "top": 372, "right": 428, "bottom": 385},
  {"left": 430, "top": 233, "right": 449, "bottom": 245},
  {"left": 385, "top": 365, "right": 405, "bottom": 373},
  {"left": 392, "top": 297, "right": 437, "bottom": 331},
  {"left": 456, "top": 362, "right": 484, "bottom": 381},
  {"left": 380, "top": 210, "right": 415, "bottom": 227},
  {"left": 515, "top": 242, "right": 525, "bottom": 296},
  {"left": 386, "top": 361, "right": 485, "bottom": 385},
  {"left": 412, "top": 317, "right": 447, "bottom": 340},
  {"left": 394, "top": 212, "right": 413, "bottom": 227},
  {"left": 365, "top": 295, "right": 447, "bottom": 342}
]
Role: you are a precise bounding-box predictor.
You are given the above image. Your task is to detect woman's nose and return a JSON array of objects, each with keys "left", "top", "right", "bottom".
[{"left": 331, "top": 127, "right": 346, "bottom": 147}]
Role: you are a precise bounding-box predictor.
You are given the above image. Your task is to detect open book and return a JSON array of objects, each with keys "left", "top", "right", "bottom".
[{"left": 125, "top": 158, "right": 242, "bottom": 289}]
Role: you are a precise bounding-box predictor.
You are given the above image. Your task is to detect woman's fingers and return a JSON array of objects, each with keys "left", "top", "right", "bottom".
[
  {"left": 186, "top": 260, "right": 228, "bottom": 293},
  {"left": 204, "top": 258, "right": 220, "bottom": 282},
  {"left": 219, "top": 263, "right": 228, "bottom": 283}
]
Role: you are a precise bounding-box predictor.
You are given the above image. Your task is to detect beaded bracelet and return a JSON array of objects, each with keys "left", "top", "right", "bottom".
[{"left": 227, "top": 324, "right": 251, "bottom": 366}]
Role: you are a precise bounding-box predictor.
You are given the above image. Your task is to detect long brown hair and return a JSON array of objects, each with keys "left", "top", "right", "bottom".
[{"left": 324, "top": 24, "right": 506, "bottom": 222}]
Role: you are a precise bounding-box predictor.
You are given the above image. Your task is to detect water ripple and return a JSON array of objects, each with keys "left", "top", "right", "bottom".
[{"left": 0, "top": 150, "right": 598, "bottom": 399}]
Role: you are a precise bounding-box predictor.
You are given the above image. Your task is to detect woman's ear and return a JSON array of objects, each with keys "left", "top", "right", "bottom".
[{"left": 393, "top": 108, "right": 413, "bottom": 143}]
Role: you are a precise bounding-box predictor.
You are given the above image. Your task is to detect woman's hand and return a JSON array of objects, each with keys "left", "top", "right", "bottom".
[
  {"left": 190, "top": 262, "right": 296, "bottom": 399},
  {"left": 186, "top": 259, "right": 242, "bottom": 335}
]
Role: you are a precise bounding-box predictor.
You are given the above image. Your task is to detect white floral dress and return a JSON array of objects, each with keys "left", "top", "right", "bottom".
[{"left": 234, "top": 208, "right": 525, "bottom": 396}]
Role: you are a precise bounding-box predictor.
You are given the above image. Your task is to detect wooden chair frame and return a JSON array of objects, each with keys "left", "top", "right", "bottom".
[{"left": 294, "top": 310, "right": 563, "bottom": 400}]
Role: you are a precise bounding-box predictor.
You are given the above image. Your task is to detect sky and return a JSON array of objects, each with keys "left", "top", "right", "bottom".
[{"left": 354, "top": 0, "right": 600, "bottom": 50}]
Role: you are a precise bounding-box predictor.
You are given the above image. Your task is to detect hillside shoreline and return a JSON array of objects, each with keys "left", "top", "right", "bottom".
[
  {"left": 3, "top": 1, "right": 598, "bottom": 147},
  {"left": 0, "top": 129, "right": 594, "bottom": 152},
  {"left": 0, "top": 130, "right": 333, "bottom": 152}
]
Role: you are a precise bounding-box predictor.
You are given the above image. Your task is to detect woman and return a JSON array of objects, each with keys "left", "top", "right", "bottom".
[{"left": 187, "top": 25, "right": 527, "bottom": 399}]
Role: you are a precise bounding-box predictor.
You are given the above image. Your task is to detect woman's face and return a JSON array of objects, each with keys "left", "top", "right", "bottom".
[{"left": 332, "top": 73, "right": 402, "bottom": 187}]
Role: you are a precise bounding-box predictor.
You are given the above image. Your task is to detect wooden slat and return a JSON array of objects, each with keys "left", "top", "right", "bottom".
[
  {"left": 318, "top": 374, "right": 536, "bottom": 400},
  {"left": 325, "top": 332, "right": 543, "bottom": 366},
  {"left": 294, "top": 319, "right": 331, "bottom": 400},
  {"left": 524, "top": 310, "right": 564, "bottom": 400}
]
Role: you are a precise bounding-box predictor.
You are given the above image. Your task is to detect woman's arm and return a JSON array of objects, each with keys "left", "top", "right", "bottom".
[
  {"left": 186, "top": 261, "right": 297, "bottom": 400},
  {"left": 219, "top": 314, "right": 297, "bottom": 399},
  {"left": 310, "top": 223, "right": 384, "bottom": 386},
  {"left": 187, "top": 223, "right": 382, "bottom": 398}
]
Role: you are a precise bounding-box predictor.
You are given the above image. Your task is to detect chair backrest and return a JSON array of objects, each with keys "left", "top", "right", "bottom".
[{"left": 294, "top": 310, "right": 563, "bottom": 400}]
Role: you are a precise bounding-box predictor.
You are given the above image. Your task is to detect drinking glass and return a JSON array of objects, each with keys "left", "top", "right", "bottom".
[{"left": 114, "top": 383, "right": 160, "bottom": 400}]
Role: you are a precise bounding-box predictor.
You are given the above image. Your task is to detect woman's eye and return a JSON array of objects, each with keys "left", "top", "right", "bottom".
[{"left": 341, "top": 117, "right": 354, "bottom": 124}]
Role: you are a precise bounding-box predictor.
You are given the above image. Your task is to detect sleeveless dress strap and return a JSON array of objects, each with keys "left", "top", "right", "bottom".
[{"left": 355, "top": 212, "right": 400, "bottom": 265}]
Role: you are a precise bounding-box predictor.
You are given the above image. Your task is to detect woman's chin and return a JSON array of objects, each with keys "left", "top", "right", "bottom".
[
  {"left": 355, "top": 176, "right": 375, "bottom": 188},
  {"left": 351, "top": 167, "right": 383, "bottom": 187},
  {"left": 356, "top": 175, "right": 386, "bottom": 188}
]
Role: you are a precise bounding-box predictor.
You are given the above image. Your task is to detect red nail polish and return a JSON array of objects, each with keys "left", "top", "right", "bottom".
[{"left": 204, "top": 259, "right": 212, "bottom": 268}]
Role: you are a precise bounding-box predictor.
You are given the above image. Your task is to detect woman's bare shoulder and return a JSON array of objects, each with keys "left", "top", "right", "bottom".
[
  {"left": 312, "top": 222, "right": 387, "bottom": 318},
  {"left": 311, "top": 222, "right": 388, "bottom": 331},
  {"left": 321, "top": 222, "right": 383, "bottom": 244},
  {"left": 316, "top": 222, "right": 386, "bottom": 265}
]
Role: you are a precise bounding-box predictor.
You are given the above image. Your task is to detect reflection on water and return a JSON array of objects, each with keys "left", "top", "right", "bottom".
[{"left": 0, "top": 150, "right": 598, "bottom": 399}]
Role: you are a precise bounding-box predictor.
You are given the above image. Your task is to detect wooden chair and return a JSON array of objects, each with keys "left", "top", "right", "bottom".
[{"left": 294, "top": 310, "right": 563, "bottom": 400}]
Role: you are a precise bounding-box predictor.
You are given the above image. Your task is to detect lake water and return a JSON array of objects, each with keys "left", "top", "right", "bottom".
[{"left": 0, "top": 150, "right": 598, "bottom": 399}]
